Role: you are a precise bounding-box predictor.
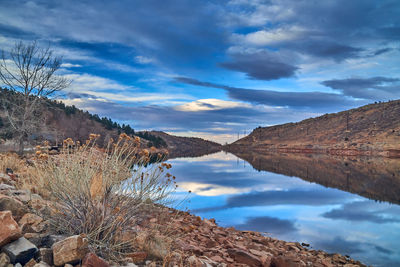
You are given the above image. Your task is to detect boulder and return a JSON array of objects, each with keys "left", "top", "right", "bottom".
[
  {"left": 0, "top": 195, "right": 28, "bottom": 220},
  {"left": 81, "top": 252, "right": 109, "bottom": 267},
  {"left": 0, "top": 211, "right": 22, "bottom": 247},
  {"left": 0, "top": 252, "right": 10, "bottom": 267},
  {"left": 227, "top": 249, "right": 262, "bottom": 266},
  {"left": 52, "top": 234, "right": 89, "bottom": 266},
  {"left": 270, "top": 256, "right": 302, "bottom": 267},
  {"left": 18, "top": 213, "right": 43, "bottom": 234},
  {"left": 1, "top": 237, "right": 38, "bottom": 265},
  {"left": 126, "top": 251, "right": 147, "bottom": 263}
]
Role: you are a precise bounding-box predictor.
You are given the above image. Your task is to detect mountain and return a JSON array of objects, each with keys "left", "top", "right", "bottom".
[
  {"left": 226, "top": 100, "right": 400, "bottom": 157},
  {"left": 149, "top": 131, "right": 222, "bottom": 158}
]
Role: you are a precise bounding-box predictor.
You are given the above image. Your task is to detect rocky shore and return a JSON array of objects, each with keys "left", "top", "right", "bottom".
[{"left": 0, "top": 171, "right": 366, "bottom": 267}]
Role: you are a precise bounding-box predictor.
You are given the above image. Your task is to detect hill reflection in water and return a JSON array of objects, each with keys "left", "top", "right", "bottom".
[{"left": 167, "top": 151, "right": 400, "bottom": 267}]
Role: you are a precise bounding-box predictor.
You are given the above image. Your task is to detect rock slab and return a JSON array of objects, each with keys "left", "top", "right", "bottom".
[
  {"left": 52, "top": 234, "right": 89, "bottom": 266},
  {"left": 1, "top": 237, "right": 38, "bottom": 265},
  {"left": 81, "top": 252, "right": 109, "bottom": 267}
]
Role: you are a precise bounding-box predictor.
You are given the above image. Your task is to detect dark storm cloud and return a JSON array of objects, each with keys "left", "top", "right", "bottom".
[
  {"left": 321, "top": 77, "right": 400, "bottom": 99},
  {"left": 236, "top": 216, "right": 297, "bottom": 235},
  {"left": 174, "top": 77, "right": 361, "bottom": 110},
  {"left": 295, "top": 41, "right": 363, "bottom": 62},
  {"left": 219, "top": 51, "right": 298, "bottom": 80},
  {"left": 322, "top": 201, "right": 400, "bottom": 224},
  {"left": 0, "top": 0, "right": 227, "bottom": 69}
]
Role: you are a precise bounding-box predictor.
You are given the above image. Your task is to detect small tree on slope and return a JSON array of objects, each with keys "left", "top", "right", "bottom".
[{"left": 0, "top": 41, "right": 71, "bottom": 155}]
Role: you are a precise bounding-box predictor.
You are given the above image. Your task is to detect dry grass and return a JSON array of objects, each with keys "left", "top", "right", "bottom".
[
  {"left": 0, "top": 152, "right": 25, "bottom": 173},
  {"left": 30, "top": 134, "right": 179, "bottom": 262}
]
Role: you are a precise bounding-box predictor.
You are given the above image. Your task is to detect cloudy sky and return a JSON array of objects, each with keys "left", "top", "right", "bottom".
[{"left": 0, "top": 0, "right": 399, "bottom": 143}]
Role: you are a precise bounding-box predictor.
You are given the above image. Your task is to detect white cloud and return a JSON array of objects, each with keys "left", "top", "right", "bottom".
[
  {"left": 64, "top": 73, "right": 131, "bottom": 92},
  {"left": 61, "top": 63, "right": 82, "bottom": 68},
  {"left": 233, "top": 26, "right": 305, "bottom": 46},
  {"left": 135, "top": 55, "right": 154, "bottom": 64},
  {"left": 175, "top": 98, "right": 250, "bottom": 112}
]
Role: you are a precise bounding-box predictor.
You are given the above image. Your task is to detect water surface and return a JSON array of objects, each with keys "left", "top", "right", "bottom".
[{"left": 167, "top": 151, "right": 400, "bottom": 267}]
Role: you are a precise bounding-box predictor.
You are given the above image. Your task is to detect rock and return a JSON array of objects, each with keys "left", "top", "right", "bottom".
[
  {"left": 227, "top": 249, "right": 262, "bottom": 266},
  {"left": 0, "top": 184, "right": 15, "bottom": 191},
  {"left": 18, "top": 214, "right": 43, "bottom": 234},
  {"left": 64, "top": 264, "right": 73, "bottom": 267},
  {"left": 32, "top": 262, "right": 51, "bottom": 267},
  {"left": 187, "top": 255, "right": 204, "bottom": 267},
  {"left": 24, "top": 258, "right": 37, "bottom": 267},
  {"left": 270, "top": 256, "right": 302, "bottom": 267},
  {"left": 126, "top": 251, "right": 147, "bottom": 263},
  {"left": 0, "top": 211, "right": 22, "bottom": 247},
  {"left": 163, "top": 251, "right": 182, "bottom": 267},
  {"left": 0, "top": 195, "right": 28, "bottom": 220},
  {"left": 38, "top": 248, "right": 53, "bottom": 266},
  {"left": 51, "top": 234, "right": 89, "bottom": 266},
  {"left": 0, "top": 252, "right": 10, "bottom": 267},
  {"left": 15, "top": 263, "right": 22, "bottom": 267},
  {"left": 81, "top": 252, "right": 109, "bottom": 267},
  {"left": 1, "top": 237, "right": 38, "bottom": 265}
]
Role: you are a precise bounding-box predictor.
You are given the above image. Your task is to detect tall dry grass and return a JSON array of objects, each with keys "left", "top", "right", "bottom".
[
  {"left": 31, "top": 134, "right": 178, "bottom": 262},
  {"left": 0, "top": 152, "right": 25, "bottom": 173}
]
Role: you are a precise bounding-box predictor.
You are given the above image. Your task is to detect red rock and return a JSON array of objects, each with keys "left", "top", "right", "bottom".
[
  {"left": 126, "top": 251, "right": 147, "bottom": 263},
  {"left": 18, "top": 213, "right": 43, "bottom": 233},
  {"left": 24, "top": 258, "right": 37, "bottom": 267},
  {"left": 228, "top": 248, "right": 262, "bottom": 266},
  {"left": 52, "top": 234, "right": 89, "bottom": 266},
  {"left": 270, "top": 256, "right": 302, "bottom": 267},
  {"left": 82, "top": 252, "right": 109, "bottom": 267},
  {"left": 0, "top": 210, "right": 22, "bottom": 246}
]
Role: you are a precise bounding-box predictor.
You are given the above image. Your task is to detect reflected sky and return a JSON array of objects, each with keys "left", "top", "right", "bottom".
[{"left": 167, "top": 152, "right": 400, "bottom": 267}]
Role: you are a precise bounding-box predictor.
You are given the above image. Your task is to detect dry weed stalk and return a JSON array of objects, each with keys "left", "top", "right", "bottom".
[{"left": 31, "top": 133, "right": 178, "bottom": 262}]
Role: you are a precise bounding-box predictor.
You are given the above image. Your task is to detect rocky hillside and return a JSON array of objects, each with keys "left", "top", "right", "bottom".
[
  {"left": 0, "top": 89, "right": 219, "bottom": 155},
  {"left": 227, "top": 100, "right": 400, "bottom": 156},
  {"left": 149, "top": 131, "right": 222, "bottom": 158}
]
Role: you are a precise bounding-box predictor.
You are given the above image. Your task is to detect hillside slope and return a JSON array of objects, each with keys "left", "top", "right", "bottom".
[
  {"left": 226, "top": 100, "right": 400, "bottom": 157},
  {"left": 150, "top": 131, "right": 222, "bottom": 158}
]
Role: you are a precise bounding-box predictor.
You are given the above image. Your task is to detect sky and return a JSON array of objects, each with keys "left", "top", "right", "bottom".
[{"left": 0, "top": 0, "right": 399, "bottom": 143}]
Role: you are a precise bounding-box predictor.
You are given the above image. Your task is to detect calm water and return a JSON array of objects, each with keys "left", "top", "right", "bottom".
[{"left": 166, "top": 151, "right": 400, "bottom": 267}]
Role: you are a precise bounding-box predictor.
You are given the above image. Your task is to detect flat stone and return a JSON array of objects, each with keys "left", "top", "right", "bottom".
[
  {"left": 81, "top": 252, "right": 109, "bottom": 267},
  {"left": 24, "top": 258, "right": 37, "bottom": 267},
  {"left": 52, "top": 234, "right": 89, "bottom": 266},
  {"left": 0, "top": 211, "right": 22, "bottom": 247},
  {"left": 1, "top": 237, "right": 38, "bottom": 265}
]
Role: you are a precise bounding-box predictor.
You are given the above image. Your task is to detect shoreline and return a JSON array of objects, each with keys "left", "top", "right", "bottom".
[{"left": 0, "top": 170, "right": 367, "bottom": 267}]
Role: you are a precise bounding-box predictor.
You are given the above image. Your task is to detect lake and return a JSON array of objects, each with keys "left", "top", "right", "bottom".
[{"left": 166, "top": 151, "right": 400, "bottom": 267}]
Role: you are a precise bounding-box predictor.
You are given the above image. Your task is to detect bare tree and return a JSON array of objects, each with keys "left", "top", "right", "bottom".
[{"left": 0, "top": 41, "right": 71, "bottom": 155}]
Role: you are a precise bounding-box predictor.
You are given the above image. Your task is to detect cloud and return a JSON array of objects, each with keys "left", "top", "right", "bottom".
[
  {"left": 225, "top": 189, "right": 352, "bottom": 208},
  {"left": 321, "top": 77, "right": 400, "bottom": 99},
  {"left": 175, "top": 99, "right": 250, "bottom": 112},
  {"left": 174, "top": 77, "right": 362, "bottom": 110},
  {"left": 61, "top": 63, "right": 82, "bottom": 68},
  {"left": 220, "top": 50, "right": 298, "bottom": 80},
  {"left": 236, "top": 216, "right": 298, "bottom": 235},
  {"left": 135, "top": 56, "right": 154, "bottom": 64},
  {"left": 322, "top": 200, "right": 400, "bottom": 224}
]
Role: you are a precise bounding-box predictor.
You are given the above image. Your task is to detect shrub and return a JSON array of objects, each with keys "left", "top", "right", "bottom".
[{"left": 31, "top": 134, "right": 177, "bottom": 262}]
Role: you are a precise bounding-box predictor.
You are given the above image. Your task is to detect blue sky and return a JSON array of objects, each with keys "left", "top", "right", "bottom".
[{"left": 0, "top": 0, "right": 399, "bottom": 143}]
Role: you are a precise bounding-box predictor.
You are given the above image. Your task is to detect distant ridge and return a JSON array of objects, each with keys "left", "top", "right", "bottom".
[{"left": 226, "top": 100, "right": 400, "bottom": 157}]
